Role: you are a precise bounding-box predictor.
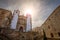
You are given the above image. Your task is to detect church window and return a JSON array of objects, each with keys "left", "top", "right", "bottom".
[
  {"left": 58, "top": 32, "right": 60, "bottom": 37},
  {"left": 0, "top": 29, "right": 1, "bottom": 32},
  {"left": 49, "top": 18, "right": 51, "bottom": 21},
  {"left": 51, "top": 33, "right": 54, "bottom": 37},
  {"left": 22, "top": 36, "right": 24, "bottom": 38},
  {"left": 34, "top": 37, "right": 37, "bottom": 40},
  {"left": 48, "top": 25, "right": 50, "bottom": 29}
]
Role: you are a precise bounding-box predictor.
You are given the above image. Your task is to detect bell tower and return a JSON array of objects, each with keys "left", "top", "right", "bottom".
[
  {"left": 11, "top": 10, "right": 19, "bottom": 29},
  {"left": 26, "top": 13, "right": 32, "bottom": 32},
  {"left": 11, "top": 10, "right": 32, "bottom": 32}
]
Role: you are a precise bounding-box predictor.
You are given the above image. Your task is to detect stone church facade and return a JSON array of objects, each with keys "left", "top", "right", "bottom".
[
  {"left": 0, "top": 8, "right": 43, "bottom": 40},
  {"left": 0, "top": 5, "right": 60, "bottom": 40}
]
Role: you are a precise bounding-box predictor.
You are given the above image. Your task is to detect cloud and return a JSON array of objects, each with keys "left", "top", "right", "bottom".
[{"left": 0, "top": 0, "right": 60, "bottom": 28}]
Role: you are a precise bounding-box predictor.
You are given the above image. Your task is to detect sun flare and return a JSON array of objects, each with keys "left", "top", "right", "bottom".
[{"left": 24, "top": 8, "right": 33, "bottom": 16}]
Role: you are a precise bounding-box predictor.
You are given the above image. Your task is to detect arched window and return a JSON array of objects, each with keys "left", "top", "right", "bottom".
[
  {"left": 19, "top": 27, "right": 23, "bottom": 32},
  {"left": 58, "top": 32, "right": 60, "bottom": 37},
  {"left": 48, "top": 25, "right": 50, "bottom": 29},
  {"left": 51, "top": 33, "right": 54, "bottom": 37}
]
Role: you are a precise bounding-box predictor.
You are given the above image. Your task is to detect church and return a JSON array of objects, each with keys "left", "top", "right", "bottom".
[
  {"left": 0, "top": 8, "right": 41, "bottom": 40},
  {"left": 0, "top": 6, "right": 60, "bottom": 40},
  {"left": 10, "top": 10, "right": 32, "bottom": 32}
]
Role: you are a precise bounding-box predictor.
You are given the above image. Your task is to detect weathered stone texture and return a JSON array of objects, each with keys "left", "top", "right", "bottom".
[
  {"left": 41, "top": 6, "right": 60, "bottom": 39},
  {"left": 16, "top": 15, "right": 27, "bottom": 32},
  {"left": 0, "top": 8, "right": 12, "bottom": 28}
]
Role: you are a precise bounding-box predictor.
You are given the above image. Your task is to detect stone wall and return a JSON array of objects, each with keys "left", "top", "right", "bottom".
[
  {"left": 41, "top": 6, "right": 60, "bottom": 39},
  {"left": 0, "top": 8, "right": 12, "bottom": 28},
  {"left": 0, "top": 28, "right": 43, "bottom": 40}
]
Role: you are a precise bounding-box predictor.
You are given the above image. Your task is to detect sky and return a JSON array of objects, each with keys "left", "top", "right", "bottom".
[{"left": 0, "top": 0, "right": 60, "bottom": 28}]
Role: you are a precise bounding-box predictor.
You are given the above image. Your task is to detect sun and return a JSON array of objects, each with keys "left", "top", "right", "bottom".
[
  {"left": 24, "top": 8, "right": 33, "bottom": 16},
  {"left": 22, "top": 4, "right": 34, "bottom": 16}
]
